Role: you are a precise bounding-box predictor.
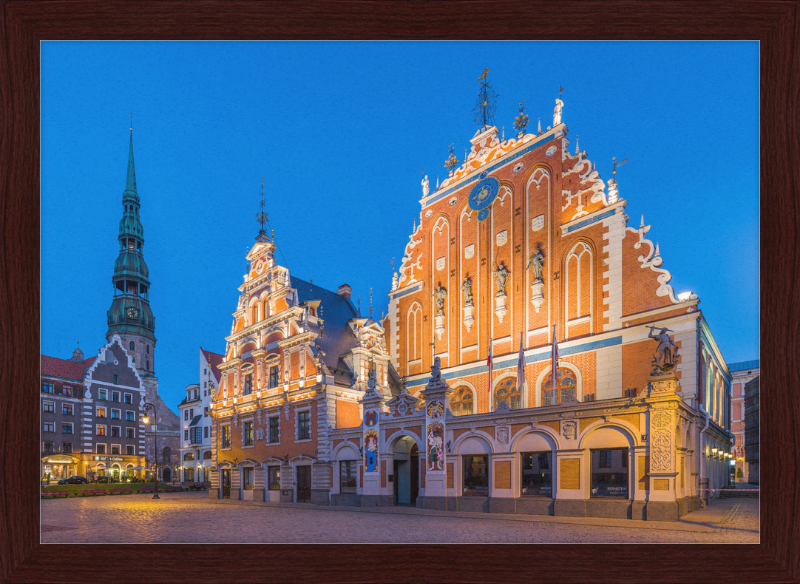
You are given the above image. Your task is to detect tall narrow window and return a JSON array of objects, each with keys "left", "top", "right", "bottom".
[
  {"left": 564, "top": 242, "right": 593, "bottom": 336},
  {"left": 406, "top": 303, "right": 422, "bottom": 368},
  {"left": 221, "top": 425, "right": 231, "bottom": 448},
  {"left": 243, "top": 421, "right": 254, "bottom": 446},
  {"left": 340, "top": 461, "right": 357, "bottom": 493},
  {"left": 251, "top": 303, "right": 259, "bottom": 325},
  {"left": 243, "top": 373, "right": 253, "bottom": 396},
  {"left": 298, "top": 411, "right": 310, "bottom": 440},
  {"left": 130, "top": 341, "right": 135, "bottom": 351},
  {"left": 268, "top": 366, "right": 279, "bottom": 388}
]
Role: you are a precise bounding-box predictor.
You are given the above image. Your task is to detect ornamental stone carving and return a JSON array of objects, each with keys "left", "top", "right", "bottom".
[
  {"left": 496, "top": 426, "right": 510, "bottom": 444},
  {"left": 562, "top": 421, "right": 577, "bottom": 440}
]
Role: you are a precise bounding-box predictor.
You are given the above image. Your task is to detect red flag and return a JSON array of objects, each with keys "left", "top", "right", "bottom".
[
  {"left": 550, "top": 325, "right": 558, "bottom": 389},
  {"left": 487, "top": 338, "right": 493, "bottom": 393}
]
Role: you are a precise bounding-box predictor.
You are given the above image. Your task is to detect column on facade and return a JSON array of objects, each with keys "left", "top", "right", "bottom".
[
  {"left": 359, "top": 384, "right": 388, "bottom": 507},
  {"left": 252, "top": 349, "right": 265, "bottom": 392},
  {"left": 418, "top": 369, "right": 452, "bottom": 511}
]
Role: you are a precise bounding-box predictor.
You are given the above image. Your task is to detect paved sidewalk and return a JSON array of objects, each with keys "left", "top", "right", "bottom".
[{"left": 41, "top": 492, "right": 759, "bottom": 544}]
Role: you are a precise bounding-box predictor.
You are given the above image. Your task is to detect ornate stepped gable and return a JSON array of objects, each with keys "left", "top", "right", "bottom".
[{"left": 386, "top": 98, "right": 711, "bottom": 417}]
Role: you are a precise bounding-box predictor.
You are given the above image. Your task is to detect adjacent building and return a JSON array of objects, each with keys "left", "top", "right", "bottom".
[
  {"left": 208, "top": 88, "right": 734, "bottom": 521},
  {"left": 728, "top": 360, "right": 759, "bottom": 482},
  {"left": 41, "top": 128, "right": 179, "bottom": 483},
  {"left": 178, "top": 348, "right": 222, "bottom": 484},
  {"left": 744, "top": 376, "right": 760, "bottom": 484}
]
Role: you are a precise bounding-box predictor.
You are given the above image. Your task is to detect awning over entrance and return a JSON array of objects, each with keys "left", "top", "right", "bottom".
[
  {"left": 189, "top": 415, "right": 202, "bottom": 427},
  {"left": 41, "top": 454, "right": 80, "bottom": 464}
]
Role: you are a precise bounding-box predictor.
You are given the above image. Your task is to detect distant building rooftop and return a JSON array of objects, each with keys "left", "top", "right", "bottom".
[{"left": 728, "top": 359, "right": 759, "bottom": 373}]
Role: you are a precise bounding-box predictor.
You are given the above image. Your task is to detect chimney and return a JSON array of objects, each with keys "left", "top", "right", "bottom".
[{"left": 337, "top": 284, "right": 352, "bottom": 299}]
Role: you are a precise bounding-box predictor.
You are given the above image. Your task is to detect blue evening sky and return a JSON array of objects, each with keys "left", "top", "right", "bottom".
[{"left": 41, "top": 41, "right": 759, "bottom": 410}]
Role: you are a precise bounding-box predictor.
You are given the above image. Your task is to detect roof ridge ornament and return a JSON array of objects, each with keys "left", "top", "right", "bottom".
[
  {"left": 473, "top": 68, "right": 499, "bottom": 130},
  {"left": 255, "top": 178, "right": 269, "bottom": 241}
]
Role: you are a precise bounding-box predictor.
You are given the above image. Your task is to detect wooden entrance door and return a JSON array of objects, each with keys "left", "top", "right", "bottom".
[
  {"left": 221, "top": 469, "right": 231, "bottom": 499},
  {"left": 296, "top": 466, "right": 311, "bottom": 502}
]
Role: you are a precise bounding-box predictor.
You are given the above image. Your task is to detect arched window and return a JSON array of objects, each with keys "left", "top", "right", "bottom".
[
  {"left": 565, "top": 242, "right": 593, "bottom": 335},
  {"left": 450, "top": 387, "right": 474, "bottom": 416},
  {"left": 494, "top": 377, "right": 521, "bottom": 410},
  {"left": 162, "top": 446, "right": 171, "bottom": 464},
  {"left": 203, "top": 450, "right": 212, "bottom": 460},
  {"left": 542, "top": 367, "right": 577, "bottom": 406},
  {"left": 262, "top": 299, "right": 269, "bottom": 320},
  {"left": 129, "top": 341, "right": 135, "bottom": 351},
  {"left": 406, "top": 303, "right": 422, "bottom": 367},
  {"left": 251, "top": 303, "right": 259, "bottom": 325}
]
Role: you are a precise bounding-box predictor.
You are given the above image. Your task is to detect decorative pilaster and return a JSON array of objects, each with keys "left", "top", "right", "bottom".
[
  {"left": 419, "top": 357, "right": 452, "bottom": 510},
  {"left": 645, "top": 374, "right": 681, "bottom": 521},
  {"left": 360, "top": 370, "right": 388, "bottom": 507}
]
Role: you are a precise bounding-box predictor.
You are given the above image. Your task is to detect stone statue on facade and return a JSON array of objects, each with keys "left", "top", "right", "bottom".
[
  {"left": 367, "top": 369, "right": 377, "bottom": 391},
  {"left": 461, "top": 276, "right": 473, "bottom": 306},
  {"left": 430, "top": 356, "right": 442, "bottom": 383},
  {"left": 350, "top": 372, "right": 359, "bottom": 389},
  {"left": 553, "top": 98, "right": 564, "bottom": 126},
  {"left": 648, "top": 326, "right": 680, "bottom": 373},
  {"left": 434, "top": 284, "right": 447, "bottom": 316},
  {"left": 526, "top": 246, "right": 545, "bottom": 282},
  {"left": 421, "top": 174, "right": 430, "bottom": 197},
  {"left": 493, "top": 262, "right": 510, "bottom": 296}
]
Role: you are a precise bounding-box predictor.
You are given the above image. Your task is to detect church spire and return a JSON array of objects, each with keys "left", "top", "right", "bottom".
[{"left": 125, "top": 125, "right": 137, "bottom": 196}]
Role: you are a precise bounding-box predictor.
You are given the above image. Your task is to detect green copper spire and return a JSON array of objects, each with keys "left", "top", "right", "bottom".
[{"left": 107, "top": 127, "right": 156, "bottom": 364}]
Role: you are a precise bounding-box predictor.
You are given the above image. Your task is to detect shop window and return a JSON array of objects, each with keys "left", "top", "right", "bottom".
[
  {"left": 43, "top": 382, "right": 54, "bottom": 394},
  {"left": 298, "top": 411, "right": 311, "bottom": 440},
  {"left": 63, "top": 403, "right": 73, "bottom": 416},
  {"left": 111, "top": 445, "right": 120, "bottom": 455},
  {"left": 43, "top": 401, "right": 55, "bottom": 413},
  {"left": 96, "top": 425, "right": 106, "bottom": 436},
  {"left": 463, "top": 455, "right": 489, "bottom": 497},
  {"left": 126, "top": 445, "right": 135, "bottom": 456},
  {"left": 268, "top": 417, "right": 280, "bottom": 443},
  {"left": 269, "top": 366, "right": 279, "bottom": 388},
  {"left": 340, "top": 461, "right": 357, "bottom": 493},
  {"left": 62, "top": 423, "right": 73, "bottom": 434},
  {"left": 450, "top": 387, "right": 474, "bottom": 416},
  {"left": 43, "top": 421, "right": 55, "bottom": 432},
  {"left": 112, "top": 391, "right": 120, "bottom": 402},
  {"left": 590, "top": 448, "right": 629, "bottom": 498},
  {"left": 97, "top": 444, "right": 106, "bottom": 454},
  {"left": 268, "top": 466, "right": 281, "bottom": 490},
  {"left": 221, "top": 425, "right": 231, "bottom": 448},
  {"left": 243, "top": 467, "right": 254, "bottom": 489},
  {"left": 62, "top": 442, "right": 72, "bottom": 453},
  {"left": 520, "top": 452, "right": 552, "bottom": 497},
  {"left": 494, "top": 378, "right": 521, "bottom": 410},
  {"left": 542, "top": 368, "right": 577, "bottom": 406},
  {"left": 243, "top": 421, "right": 254, "bottom": 446}
]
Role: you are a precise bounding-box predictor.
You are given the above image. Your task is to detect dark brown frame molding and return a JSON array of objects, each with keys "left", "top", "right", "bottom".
[{"left": 1, "top": 1, "right": 796, "bottom": 582}]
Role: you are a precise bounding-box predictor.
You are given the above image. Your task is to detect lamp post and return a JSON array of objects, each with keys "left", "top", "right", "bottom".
[{"left": 142, "top": 402, "right": 160, "bottom": 499}]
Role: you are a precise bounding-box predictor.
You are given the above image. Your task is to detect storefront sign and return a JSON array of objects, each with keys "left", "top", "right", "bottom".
[
  {"left": 93, "top": 456, "right": 124, "bottom": 462},
  {"left": 45, "top": 456, "right": 75, "bottom": 463}
]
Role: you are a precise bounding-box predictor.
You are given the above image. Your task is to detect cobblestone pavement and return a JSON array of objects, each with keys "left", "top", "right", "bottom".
[{"left": 41, "top": 492, "right": 758, "bottom": 544}]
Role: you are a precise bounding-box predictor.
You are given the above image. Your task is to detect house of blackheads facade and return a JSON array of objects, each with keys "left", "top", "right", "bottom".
[{"left": 208, "top": 94, "right": 733, "bottom": 522}]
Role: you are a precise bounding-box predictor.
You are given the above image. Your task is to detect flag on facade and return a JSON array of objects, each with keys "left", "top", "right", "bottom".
[
  {"left": 550, "top": 325, "right": 558, "bottom": 389},
  {"left": 487, "top": 338, "right": 493, "bottom": 393},
  {"left": 516, "top": 331, "right": 526, "bottom": 393}
]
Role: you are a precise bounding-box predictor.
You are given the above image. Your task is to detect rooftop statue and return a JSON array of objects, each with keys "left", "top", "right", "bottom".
[{"left": 553, "top": 98, "right": 564, "bottom": 126}]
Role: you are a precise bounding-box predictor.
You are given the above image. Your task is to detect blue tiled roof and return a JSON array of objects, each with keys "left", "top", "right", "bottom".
[{"left": 728, "top": 359, "right": 759, "bottom": 372}]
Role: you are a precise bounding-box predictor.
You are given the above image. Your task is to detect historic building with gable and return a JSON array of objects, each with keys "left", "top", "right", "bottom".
[
  {"left": 41, "top": 128, "right": 179, "bottom": 482},
  {"left": 209, "top": 81, "right": 734, "bottom": 522}
]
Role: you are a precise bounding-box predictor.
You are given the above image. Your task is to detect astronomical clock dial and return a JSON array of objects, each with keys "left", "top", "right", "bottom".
[
  {"left": 126, "top": 307, "right": 139, "bottom": 319},
  {"left": 467, "top": 176, "right": 500, "bottom": 221}
]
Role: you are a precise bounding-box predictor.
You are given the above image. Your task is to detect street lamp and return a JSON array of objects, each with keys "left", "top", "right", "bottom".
[{"left": 142, "top": 402, "right": 160, "bottom": 499}]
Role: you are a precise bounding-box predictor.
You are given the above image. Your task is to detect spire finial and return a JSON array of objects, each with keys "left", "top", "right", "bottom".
[
  {"left": 473, "top": 68, "right": 498, "bottom": 128},
  {"left": 255, "top": 178, "right": 269, "bottom": 239},
  {"left": 513, "top": 100, "right": 528, "bottom": 138},
  {"left": 357, "top": 296, "right": 362, "bottom": 317},
  {"left": 130, "top": 113, "right": 133, "bottom": 132}
]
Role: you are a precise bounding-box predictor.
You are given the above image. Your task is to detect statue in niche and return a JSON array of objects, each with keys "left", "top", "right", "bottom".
[
  {"left": 648, "top": 326, "right": 680, "bottom": 372},
  {"left": 493, "top": 262, "right": 510, "bottom": 296},
  {"left": 526, "top": 246, "right": 545, "bottom": 282},
  {"left": 421, "top": 175, "right": 430, "bottom": 197},
  {"left": 461, "top": 276, "right": 473, "bottom": 306},
  {"left": 430, "top": 356, "right": 442, "bottom": 382},
  {"left": 350, "top": 372, "right": 359, "bottom": 389},
  {"left": 434, "top": 284, "right": 447, "bottom": 316},
  {"left": 367, "top": 369, "right": 377, "bottom": 391},
  {"left": 553, "top": 98, "right": 564, "bottom": 126}
]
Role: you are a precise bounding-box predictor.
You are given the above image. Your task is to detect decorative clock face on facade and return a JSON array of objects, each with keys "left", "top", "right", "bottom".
[
  {"left": 468, "top": 176, "right": 500, "bottom": 221},
  {"left": 126, "top": 307, "right": 139, "bottom": 319}
]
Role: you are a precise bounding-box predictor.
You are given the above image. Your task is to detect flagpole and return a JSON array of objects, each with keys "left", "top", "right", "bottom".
[{"left": 551, "top": 324, "right": 558, "bottom": 393}]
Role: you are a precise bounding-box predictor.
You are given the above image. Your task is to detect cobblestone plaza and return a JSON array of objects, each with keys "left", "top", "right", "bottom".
[{"left": 41, "top": 492, "right": 758, "bottom": 544}]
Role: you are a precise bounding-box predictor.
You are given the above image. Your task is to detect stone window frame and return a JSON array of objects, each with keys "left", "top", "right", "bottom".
[
  {"left": 42, "top": 400, "right": 55, "bottom": 413},
  {"left": 295, "top": 406, "right": 312, "bottom": 443},
  {"left": 43, "top": 421, "right": 55, "bottom": 433},
  {"left": 126, "top": 410, "right": 136, "bottom": 422},
  {"left": 96, "top": 406, "right": 107, "bottom": 418},
  {"left": 126, "top": 444, "right": 135, "bottom": 456},
  {"left": 589, "top": 447, "right": 630, "bottom": 499},
  {"left": 96, "top": 443, "right": 107, "bottom": 454},
  {"left": 241, "top": 418, "right": 255, "bottom": 448},
  {"left": 61, "top": 422, "right": 74, "bottom": 434},
  {"left": 111, "top": 408, "right": 121, "bottom": 420},
  {"left": 268, "top": 415, "right": 280, "bottom": 444},
  {"left": 42, "top": 440, "right": 54, "bottom": 453},
  {"left": 520, "top": 451, "right": 553, "bottom": 498},
  {"left": 450, "top": 385, "right": 476, "bottom": 417},
  {"left": 96, "top": 424, "right": 107, "bottom": 436},
  {"left": 126, "top": 427, "right": 135, "bottom": 439},
  {"left": 112, "top": 390, "right": 120, "bottom": 402},
  {"left": 220, "top": 423, "right": 232, "bottom": 450},
  {"left": 111, "top": 444, "right": 121, "bottom": 455},
  {"left": 124, "top": 392, "right": 133, "bottom": 404},
  {"left": 62, "top": 403, "right": 74, "bottom": 416},
  {"left": 98, "top": 389, "right": 107, "bottom": 400}
]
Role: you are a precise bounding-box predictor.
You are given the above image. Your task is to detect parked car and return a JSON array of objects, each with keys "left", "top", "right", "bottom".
[{"left": 57, "top": 476, "right": 88, "bottom": 485}]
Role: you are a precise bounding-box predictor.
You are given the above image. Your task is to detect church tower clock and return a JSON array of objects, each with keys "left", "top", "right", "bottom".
[{"left": 106, "top": 127, "right": 157, "bottom": 377}]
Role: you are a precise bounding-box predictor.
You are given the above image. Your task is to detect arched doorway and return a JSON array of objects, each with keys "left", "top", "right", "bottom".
[
  {"left": 162, "top": 467, "right": 171, "bottom": 483},
  {"left": 392, "top": 436, "right": 419, "bottom": 506}
]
